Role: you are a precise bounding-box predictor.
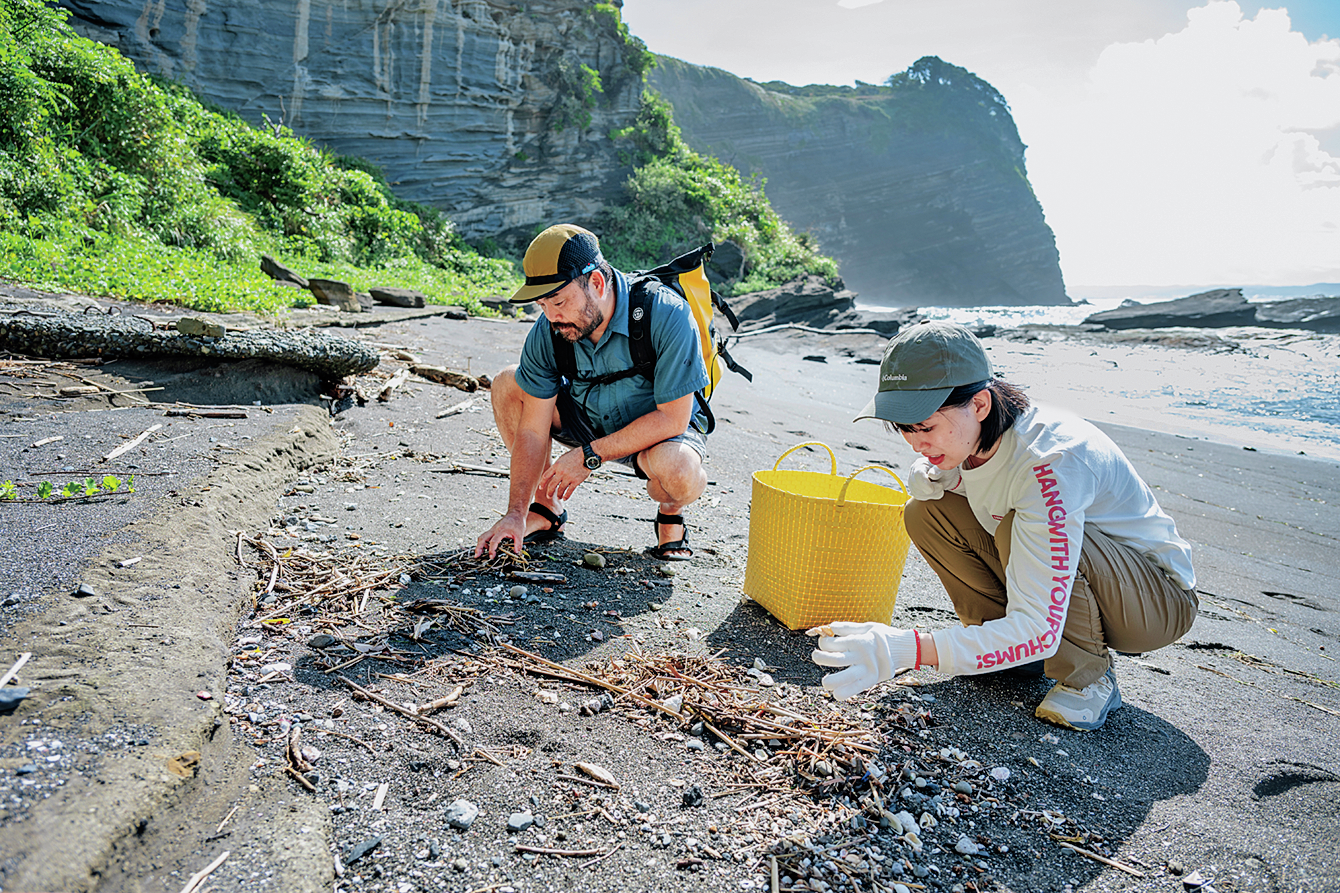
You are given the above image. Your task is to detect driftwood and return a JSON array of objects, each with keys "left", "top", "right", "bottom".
[
  {"left": 410, "top": 364, "right": 479, "bottom": 392},
  {"left": 0, "top": 311, "right": 378, "bottom": 378}
]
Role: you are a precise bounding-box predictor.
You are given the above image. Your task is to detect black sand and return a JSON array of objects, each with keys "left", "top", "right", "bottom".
[{"left": 1, "top": 297, "right": 1337, "bottom": 893}]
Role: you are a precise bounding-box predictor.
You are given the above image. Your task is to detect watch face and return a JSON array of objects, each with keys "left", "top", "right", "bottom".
[{"left": 585, "top": 455, "right": 601, "bottom": 469}]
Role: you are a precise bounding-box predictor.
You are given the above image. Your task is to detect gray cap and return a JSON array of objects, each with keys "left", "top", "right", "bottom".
[{"left": 854, "top": 322, "right": 992, "bottom": 425}]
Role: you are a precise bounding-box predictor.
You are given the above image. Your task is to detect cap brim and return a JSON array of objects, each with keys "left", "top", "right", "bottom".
[
  {"left": 509, "top": 279, "right": 569, "bottom": 304},
  {"left": 852, "top": 386, "right": 953, "bottom": 425}
]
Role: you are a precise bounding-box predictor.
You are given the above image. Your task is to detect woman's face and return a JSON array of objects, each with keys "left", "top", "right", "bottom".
[{"left": 899, "top": 391, "right": 992, "bottom": 470}]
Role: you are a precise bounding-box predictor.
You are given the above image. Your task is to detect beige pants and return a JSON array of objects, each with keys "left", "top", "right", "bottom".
[{"left": 904, "top": 493, "right": 1198, "bottom": 688}]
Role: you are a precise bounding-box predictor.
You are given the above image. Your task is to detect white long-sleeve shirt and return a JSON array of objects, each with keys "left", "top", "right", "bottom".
[{"left": 930, "top": 405, "right": 1195, "bottom": 676}]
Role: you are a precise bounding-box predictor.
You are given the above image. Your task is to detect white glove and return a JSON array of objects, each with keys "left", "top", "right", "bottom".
[
  {"left": 808, "top": 621, "right": 918, "bottom": 700},
  {"left": 909, "top": 457, "right": 961, "bottom": 501}
]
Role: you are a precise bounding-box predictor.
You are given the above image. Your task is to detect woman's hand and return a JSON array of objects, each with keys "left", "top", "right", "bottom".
[
  {"left": 808, "top": 621, "right": 919, "bottom": 700},
  {"left": 909, "top": 456, "right": 961, "bottom": 501}
]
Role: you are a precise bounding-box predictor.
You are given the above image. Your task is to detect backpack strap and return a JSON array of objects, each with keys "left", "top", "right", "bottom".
[
  {"left": 548, "top": 280, "right": 656, "bottom": 389},
  {"left": 625, "top": 276, "right": 657, "bottom": 373},
  {"left": 551, "top": 325, "right": 577, "bottom": 385}
]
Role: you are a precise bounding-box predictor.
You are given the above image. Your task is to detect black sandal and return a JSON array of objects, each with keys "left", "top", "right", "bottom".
[
  {"left": 645, "top": 511, "right": 692, "bottom": 561},
  {"left": 523, "top": 502, "right": 567, "bottom": 545}
]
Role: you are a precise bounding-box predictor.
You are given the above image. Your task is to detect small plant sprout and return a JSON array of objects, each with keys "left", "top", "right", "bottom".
[
  {"left": 82, "top": 477, "right": 101, "bottom": 497},
  {"left": 61, "top": 481, "right": 81, "bottom": 499},
  {"left": 126, "top": 475, "right": 136, "bottom": 494},
  {"left": 102, "top": 475, "right": 122, "bottom": 492},
  {"left": 37, "top": 481, "right": 53, "bottom": 499},
  {"left": 0, "top": 481, "right": 16, "bottom": 500}
]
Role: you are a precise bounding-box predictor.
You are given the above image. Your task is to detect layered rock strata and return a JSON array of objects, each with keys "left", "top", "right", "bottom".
[{"left": 60, "top": 0, "right": 644, "bottom": 243}]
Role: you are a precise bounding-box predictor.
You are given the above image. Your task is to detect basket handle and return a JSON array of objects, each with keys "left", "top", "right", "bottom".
[
  {"left": 772, "top": 441, "right": 837, "bottom": 475},
  {"left": 836, "top": 465, "right": 908, "bottom": 507}
]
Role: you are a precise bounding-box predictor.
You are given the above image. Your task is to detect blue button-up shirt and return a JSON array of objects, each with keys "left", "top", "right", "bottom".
[{"left": 514, "top": 269, "right": 710, "bottom": 437}]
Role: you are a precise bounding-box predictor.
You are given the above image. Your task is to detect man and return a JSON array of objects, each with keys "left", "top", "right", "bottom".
[{"left": 475, "top": 224, "right": 710, "bottom": 561}]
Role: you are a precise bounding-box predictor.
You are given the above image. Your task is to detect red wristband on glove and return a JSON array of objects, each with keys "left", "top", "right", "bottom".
[{"left": 914, "top": 629, "right": 922, "bottom": 671}]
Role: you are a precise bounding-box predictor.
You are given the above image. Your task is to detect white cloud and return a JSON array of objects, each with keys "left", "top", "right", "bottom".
[
  {"left": 621, "top": 0, "right": 1339, "bottom": 288},
  {"left": 1022, "top": 1, "right": 1340, "bottom": 286}
]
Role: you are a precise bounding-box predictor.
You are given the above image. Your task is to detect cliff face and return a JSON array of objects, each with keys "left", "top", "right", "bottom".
[
  {"left": 650, "top": 57, "right": 1068, "bottom": 307},
  {"left": 59, "top": 2, "right": 1066, "bottom": 306},
  {"left": 59, "top": 0, "right": 644, "bottom": 242}
]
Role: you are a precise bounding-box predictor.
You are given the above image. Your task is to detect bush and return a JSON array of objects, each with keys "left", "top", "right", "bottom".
[
  {"left": 0, "top": 0, "right": 518, "bottom": 313},
  {"left": 599, "top": 91, "right": 838, "bottom": 295}
]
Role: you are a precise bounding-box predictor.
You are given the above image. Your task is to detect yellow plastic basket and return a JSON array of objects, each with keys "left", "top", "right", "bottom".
[{"left": 743, "top": 442, "right": 912, "bottom": 630}]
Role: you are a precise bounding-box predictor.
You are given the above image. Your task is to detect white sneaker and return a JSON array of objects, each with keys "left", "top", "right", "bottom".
[{"left": 1034, "top": 669, "right": 1121, "bottom": 731}]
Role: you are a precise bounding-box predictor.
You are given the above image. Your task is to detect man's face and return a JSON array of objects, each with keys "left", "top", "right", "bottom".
[{"left": 538, "top": 274, "right": 604, "bottom": 343}]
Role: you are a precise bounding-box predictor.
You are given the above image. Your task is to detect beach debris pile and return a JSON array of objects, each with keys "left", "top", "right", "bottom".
[{"left": 227, "top": 534, "right": 1145, "bottom": 891}]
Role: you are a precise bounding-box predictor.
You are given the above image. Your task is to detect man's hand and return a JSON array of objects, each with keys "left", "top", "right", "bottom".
[
  {"left": 474, "top": 510, "right": 529, "bottom": 559},
  {"left": 536, "top": 447, "right": 592, "bottom": 502},
  {"left": 909, "top": 456, "right": 961, "bottom": 501},
  {"left": 808, "top": 621, "right": 918, "bottom": 700}
]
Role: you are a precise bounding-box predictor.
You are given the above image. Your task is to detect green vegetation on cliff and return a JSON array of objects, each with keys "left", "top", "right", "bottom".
[
  {"left": 0, "top": 0, "right": 515, "bottom": 313},
  {"left": 602, "top": 90, "right": 837, "bottom": 295}
]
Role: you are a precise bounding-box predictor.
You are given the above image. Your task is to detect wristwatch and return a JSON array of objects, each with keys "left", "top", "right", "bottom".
[{"left": 581, "top": 442, "right": 602, "bottom": 470}]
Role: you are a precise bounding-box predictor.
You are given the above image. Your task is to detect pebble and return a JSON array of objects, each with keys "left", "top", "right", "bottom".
[
  {"left": 682, "top": 785, "right": 704, "bottom": 807},
  {"left": 445, "top": 799, "right": 479, "bottom": 830},
  {"left": 343, "top": 836, "right": 383, "bottom": 866},
  {"left": 954, "top": 835, "right": 979, "bottom": 855},
  {"left": 583, "top": 552, "right": 606, "bottom": 568},
  {"left": 72, "top": 583, "right": 96, "bottom": 598},
  {"left": 686, "top": 739, "right": 705, "bottom": 752},
  {"left": 953, "top": 781, "right": 974, "bottom": 795},
  {"left": 260, "top": 662, "right": 292, "bottom": 675},
  {"left": 16, "top": 764, "right": 37, "bottom": 776},
  {"left": 989, "top": 766, "right": 1011, "bottom": 781},
  {"left": 452, "top": 858, "right": 469, "bottom": 871},
  {"left": 507, "top": 812, "right": 535, "bottom": 832},
  {"left": 509, "top": 585, "right": 528, "bottom": 599}
]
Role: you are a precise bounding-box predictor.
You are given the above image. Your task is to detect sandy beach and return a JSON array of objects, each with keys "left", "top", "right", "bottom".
[{"left": 1, "top": 295, "right": 1337, "bottom": 893}]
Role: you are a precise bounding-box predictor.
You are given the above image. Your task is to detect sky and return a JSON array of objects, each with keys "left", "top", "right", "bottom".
[{"left": 619, "top": 1, "right": 1340, "bottom": 292}]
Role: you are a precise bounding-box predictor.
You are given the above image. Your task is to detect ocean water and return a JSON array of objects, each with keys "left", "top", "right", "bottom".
[{"left": 854, "top": 300, "right": 1340, "bottom": 462}]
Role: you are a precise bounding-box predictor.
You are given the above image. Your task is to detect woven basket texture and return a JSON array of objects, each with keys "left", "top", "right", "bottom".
[{"left": 743, "top": 443, "right": 911, "bottom": 630}]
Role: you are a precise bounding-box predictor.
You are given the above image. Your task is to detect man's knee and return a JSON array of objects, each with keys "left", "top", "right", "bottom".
[
  {"left": 641, "top": 442, "right": 705, "bottom": 496},
  {"left": 492, "top": 365, "right": 521, "bottom": 397}
]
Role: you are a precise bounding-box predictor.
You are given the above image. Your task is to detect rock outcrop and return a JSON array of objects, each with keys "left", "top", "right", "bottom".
[
  {"left": 59, "top": 0, "right": 645, "bottom": 244},
  {"left": 729, "top": 275, "right": 856, "bottom": 330},
  {"left": 650, "top": 56, "right": 1068, "bottom": 309},
  {"left": 1084, "top": 288, "right": 1340, "bottom": 333}
]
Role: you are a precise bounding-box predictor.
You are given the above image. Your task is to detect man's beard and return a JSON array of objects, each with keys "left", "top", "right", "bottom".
[{"left": 552, "top": 291, "right": 604, "bottom": 343}]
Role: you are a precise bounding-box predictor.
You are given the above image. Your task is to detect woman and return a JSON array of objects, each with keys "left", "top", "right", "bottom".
[{"left": 811, "top": 322, "right": 1198, "bottom": 730}]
